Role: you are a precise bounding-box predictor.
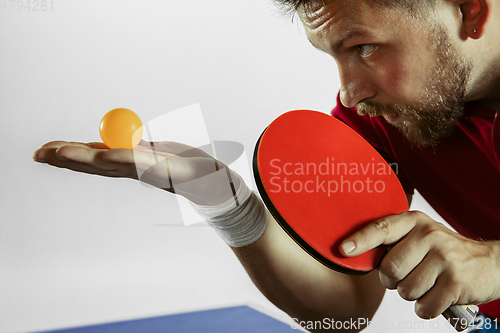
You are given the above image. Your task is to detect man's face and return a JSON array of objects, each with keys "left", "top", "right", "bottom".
[{"left": 299, "top": 0, "right": 472, "bottom": 147}]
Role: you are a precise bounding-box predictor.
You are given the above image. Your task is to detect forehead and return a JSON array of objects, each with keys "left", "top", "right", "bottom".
[
  {"left": 298, "top": 0, "right": 384, "bottom": 31},
  {"left": 297, "top": 0, "right": 408, "bottom": 48}
]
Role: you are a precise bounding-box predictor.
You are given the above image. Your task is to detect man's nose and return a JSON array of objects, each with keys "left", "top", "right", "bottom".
[{"left": 339, "top": 71, "right": 376, "bottom": 108}]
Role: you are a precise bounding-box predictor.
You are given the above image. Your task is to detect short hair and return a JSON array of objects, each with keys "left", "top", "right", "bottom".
[{"left": 272, "top": 0, "right": 436, "bottom": 18}]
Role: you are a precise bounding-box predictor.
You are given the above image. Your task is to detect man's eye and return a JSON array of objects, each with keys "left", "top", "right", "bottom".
[{"left": 356, "top": 44, "right": 375, "bottom": 57}]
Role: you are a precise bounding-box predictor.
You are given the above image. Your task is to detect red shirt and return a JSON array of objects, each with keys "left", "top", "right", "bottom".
[{"left": 331, "top": 94, "right": 500, "bottom": 318}]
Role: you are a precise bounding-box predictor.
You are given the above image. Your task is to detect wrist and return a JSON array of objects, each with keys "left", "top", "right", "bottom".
[
  {"left": 190, "top": 174, "right": 267, "bottom": 248},
  {"left": 174, "top": 166, "right": 242, "bottom": 206}
]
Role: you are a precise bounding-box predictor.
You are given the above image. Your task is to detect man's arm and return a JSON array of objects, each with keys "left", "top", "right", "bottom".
[
  {"left": 232, "top": 211, "right": 386, "bottom": 332},
  {"left": 229, "top": 195, "right": 414, "bottom": 331}
]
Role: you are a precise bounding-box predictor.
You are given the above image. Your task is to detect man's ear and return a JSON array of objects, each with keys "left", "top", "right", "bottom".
[{"left": 459, "top": 0, "right": 490, "bottom": 39}]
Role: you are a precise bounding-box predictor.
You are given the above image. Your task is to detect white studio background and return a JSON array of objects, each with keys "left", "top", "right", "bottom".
[{"left": 0, "top": 1, "right": 455, "bottom": 332}]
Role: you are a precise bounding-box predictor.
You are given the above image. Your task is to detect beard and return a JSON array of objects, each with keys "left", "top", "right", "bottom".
[{"left": 356, "top": 26, "right": 473, "bottom": 147}]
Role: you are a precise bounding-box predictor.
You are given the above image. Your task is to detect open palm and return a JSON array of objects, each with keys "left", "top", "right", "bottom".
[{"left": 33, "top": 140, "right": 240, "bottom": 205}]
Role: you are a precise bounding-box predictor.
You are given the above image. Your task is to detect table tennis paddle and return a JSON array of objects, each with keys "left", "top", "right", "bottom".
[{"left": 252, "top": 110, "right": 478, "bottom": 331}]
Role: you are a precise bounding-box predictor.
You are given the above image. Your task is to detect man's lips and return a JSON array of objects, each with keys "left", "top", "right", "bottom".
[
  {"left": 382, "top": 114, "right": 415, "bottom": 126},
  {"left": 383, "top": 114, "right": 401, "bottom": 123}
]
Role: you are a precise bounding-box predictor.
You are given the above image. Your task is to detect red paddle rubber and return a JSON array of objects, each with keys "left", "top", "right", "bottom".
[{"left": 253, "top": 110, "right": 408, "bottom": 274}]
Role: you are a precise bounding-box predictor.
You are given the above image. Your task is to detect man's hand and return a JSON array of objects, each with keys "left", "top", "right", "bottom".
[
  {"left": 32, "top": 140, "right": 239, "bottom": 206},
  {"left": 340, "top": 211, "right": 500, "bottom": 319}
]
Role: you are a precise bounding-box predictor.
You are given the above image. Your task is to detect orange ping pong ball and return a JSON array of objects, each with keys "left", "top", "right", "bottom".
[{"left": 99, "top": 108, "right": 143, "bottom": 149}]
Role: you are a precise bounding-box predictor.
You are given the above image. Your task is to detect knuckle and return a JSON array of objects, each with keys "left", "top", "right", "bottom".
[
  {"left": 447, "top": 263, "right": 462, "bottom": 278},
  {"left": 419, "top": 221, "right": 436, "bottom": 234},
  {"left": 397, "top": 284, "right": 417, "bottom": 301},
  {"left": 373, "top": 219, "right": 391, "bottom": 238},
  {"left": 379, "top": 271, "right": 398, "bottom": 289},
  {"left": 443, "top": 273, "right": 462, "bottom": 295},
  {"left": 421, "top": 227, "right": 446, "bottom": 245},
  {"left": 425, "top": 236, "right": 460, "bottom": 263},
  {"left": 55, "top": 146, "right": 70, "bottom": 158},
  {"left": 415, "top": 302, "right": 440, "bottom": 320},
  {"left": 408, "top": 210, "right": 423, "bottom": 219},
  {"left": 379, "top": 258, "right": 402, "bottom": 279},
  {"left": 405, "top": 210, "right": 424, "bottom": 223},
  {"left": 442, "top": 244, "right": 463, "bottom": 262}
]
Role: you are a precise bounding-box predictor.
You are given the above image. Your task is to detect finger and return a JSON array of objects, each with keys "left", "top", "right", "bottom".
[
  {"left": 40, "top": 141, "right": 83, "bottom": 149},
  {"left": 55, "top": 145, "right": 109, "bottom": 165},
  {"left": 414, "top": 275, "right": 456, "bottom": 319},
  {"left": 86, "top": 142, "right": 109, "bottom": 149},
  {"left": 40, "top": 141, "right": 109, "bottom": 150},
  {"left": 34, "top": 142, "right": 109, "bottom": 163},
  {"left": 378, "top": 229, "right": 432, "bottom": 289},
  {"left": 34, "top": 146, "right": 136, "bottom": 178},
  {"left": 56, "top": 146, "right": 139, "bottom": 177},
  {"left": 101, "top": 148, "right": 136, "bottom": 165},
  {"left": 394, "top": 255, "right": 441, "bottom": 301},
  {"left": 33, "top": 146, "right": 66, "bottom": 163},
  {"left": 340, "top": 211, "right": 426, "bottom": 257}
]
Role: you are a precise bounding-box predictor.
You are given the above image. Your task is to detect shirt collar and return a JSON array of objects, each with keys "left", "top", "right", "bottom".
[{"left": 462, "top": 102, "right": 497, "bottom": 119}]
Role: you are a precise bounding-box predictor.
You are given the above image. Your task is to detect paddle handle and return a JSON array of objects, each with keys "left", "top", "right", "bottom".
[{"left": 442, "top": 304, "right": 479, "bottom": 331}]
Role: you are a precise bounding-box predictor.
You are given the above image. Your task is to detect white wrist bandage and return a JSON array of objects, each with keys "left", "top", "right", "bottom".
[{"left": 189, "top": 175, "right": 267, "bottom": 248}]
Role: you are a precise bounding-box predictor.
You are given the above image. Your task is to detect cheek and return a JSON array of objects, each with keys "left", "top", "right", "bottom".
[{"left": 376, "top": 54, "right": 432, "bottom": 104}]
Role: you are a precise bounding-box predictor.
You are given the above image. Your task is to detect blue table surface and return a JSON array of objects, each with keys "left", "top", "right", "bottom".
[{"left": 35, "top": 305, "right": 298, "bottom": 333}]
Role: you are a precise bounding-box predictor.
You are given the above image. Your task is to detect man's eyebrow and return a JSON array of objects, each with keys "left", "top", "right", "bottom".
[{"left": 308, "top": 30, "right": 372, "bottom": 53}]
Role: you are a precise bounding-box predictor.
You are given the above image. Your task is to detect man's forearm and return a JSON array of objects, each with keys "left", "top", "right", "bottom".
[{"left": 231, "top": 210, "right": 385, "bottom": 332}]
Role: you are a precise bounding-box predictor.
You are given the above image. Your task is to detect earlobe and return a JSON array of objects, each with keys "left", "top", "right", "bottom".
[{"left": 460, "top": 0, "right": 490, "bottom": 39}]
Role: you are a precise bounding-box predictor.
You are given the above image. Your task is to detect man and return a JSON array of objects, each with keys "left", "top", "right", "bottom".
[
  {"left": 285, "top": 0, "right": 500, "bottom": 322},
  {"left": 33, "top": 0, "right": 500, "bottom": 331}
]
